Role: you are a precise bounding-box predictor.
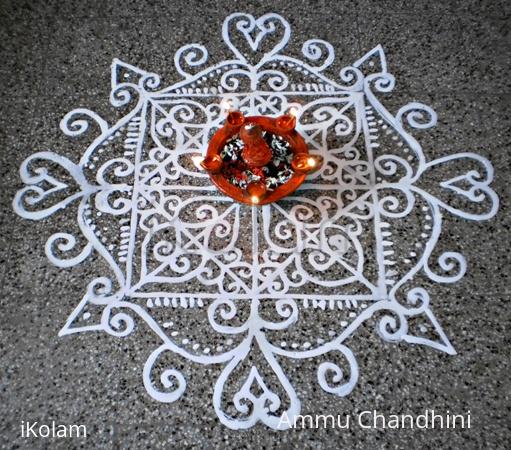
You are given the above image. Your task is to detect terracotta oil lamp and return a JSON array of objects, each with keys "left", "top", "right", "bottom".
[{"left": 200, "top": 111, "right": 323, "bottom": 205}]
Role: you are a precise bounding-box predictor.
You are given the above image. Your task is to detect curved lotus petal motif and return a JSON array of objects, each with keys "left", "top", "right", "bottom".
[{"left": 13, "top": 13, "right": 498, "bottom": 429}]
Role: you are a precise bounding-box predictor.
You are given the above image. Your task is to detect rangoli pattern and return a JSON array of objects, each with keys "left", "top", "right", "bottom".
[{"left": 13, "top": 13, "right": 498, "bottom": 429}]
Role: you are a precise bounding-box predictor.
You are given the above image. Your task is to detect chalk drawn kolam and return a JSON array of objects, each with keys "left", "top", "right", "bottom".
[{"left": 13, "top": 12, "right": 498, "bottom": 430}]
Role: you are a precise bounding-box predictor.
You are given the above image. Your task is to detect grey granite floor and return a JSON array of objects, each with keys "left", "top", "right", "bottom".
[{"left": 0, "top": 0, "right": 510, "bottom": 449}]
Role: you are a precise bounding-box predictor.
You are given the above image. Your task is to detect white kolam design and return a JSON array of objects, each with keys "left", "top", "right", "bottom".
[{"left": 13, "top": 13, "right": 498, "bottom": 430}]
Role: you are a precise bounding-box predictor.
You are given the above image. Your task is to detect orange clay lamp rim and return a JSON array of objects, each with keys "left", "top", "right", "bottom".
[{"left": 200, "top": 111, "right": 323, "bottom": 205}]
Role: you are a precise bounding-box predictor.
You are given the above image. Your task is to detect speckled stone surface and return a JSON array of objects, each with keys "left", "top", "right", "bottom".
[{"left": 1, "top": 0, "right": 510, "bottom": 448}]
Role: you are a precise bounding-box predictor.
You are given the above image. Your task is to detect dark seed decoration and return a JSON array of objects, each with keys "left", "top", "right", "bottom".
[{"left": 220, "top": 132, "right": 295, "bottom": 192}]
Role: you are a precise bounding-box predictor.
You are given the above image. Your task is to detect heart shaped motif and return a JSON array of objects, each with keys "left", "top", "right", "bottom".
[
  {"left": 222, "top": 13, "right": 291, "bottom": 66},
  {"left": 414, "top": 152, "right": 498, "bottom": 220},
  {"left": 13, "top": 151, "right": 87, "bottom": 220},
  {"left": 214, "top": 351, "right": 300, "bottom": 429}
]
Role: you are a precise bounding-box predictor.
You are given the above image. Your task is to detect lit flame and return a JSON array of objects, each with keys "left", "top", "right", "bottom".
[
  {"left": 192, "top": 154, "right": 205, "bottom": 170},
  {"left": 307, "top": 157, "right": 316, "bottom": 168},
  {"left": 288, "top": 106, "right": 299, "bottom": 117},
  {"left": 251, "top": 195, "right": 260, "bottom": 204},
  {"left": 220, "top": 99, "right": 233, "bottom": 111}
]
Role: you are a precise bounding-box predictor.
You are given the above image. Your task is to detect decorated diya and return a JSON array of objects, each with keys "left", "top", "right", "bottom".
[{"left": 200, "top": 111, "right": 323, "bottom": 205}]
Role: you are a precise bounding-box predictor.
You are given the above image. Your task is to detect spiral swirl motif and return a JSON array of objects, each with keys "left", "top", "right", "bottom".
[
  {"left": 317, "top": 347, "right": 358, "bottom": 397},
  {"left": 302, "top": 39, "right": 335, "bottom": 71},
  {"left": 143, "top": 346, "right": 187, "bottom": 403},
  {"left": 174, "top": 44, "right": 209, "bottom": 78}
]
